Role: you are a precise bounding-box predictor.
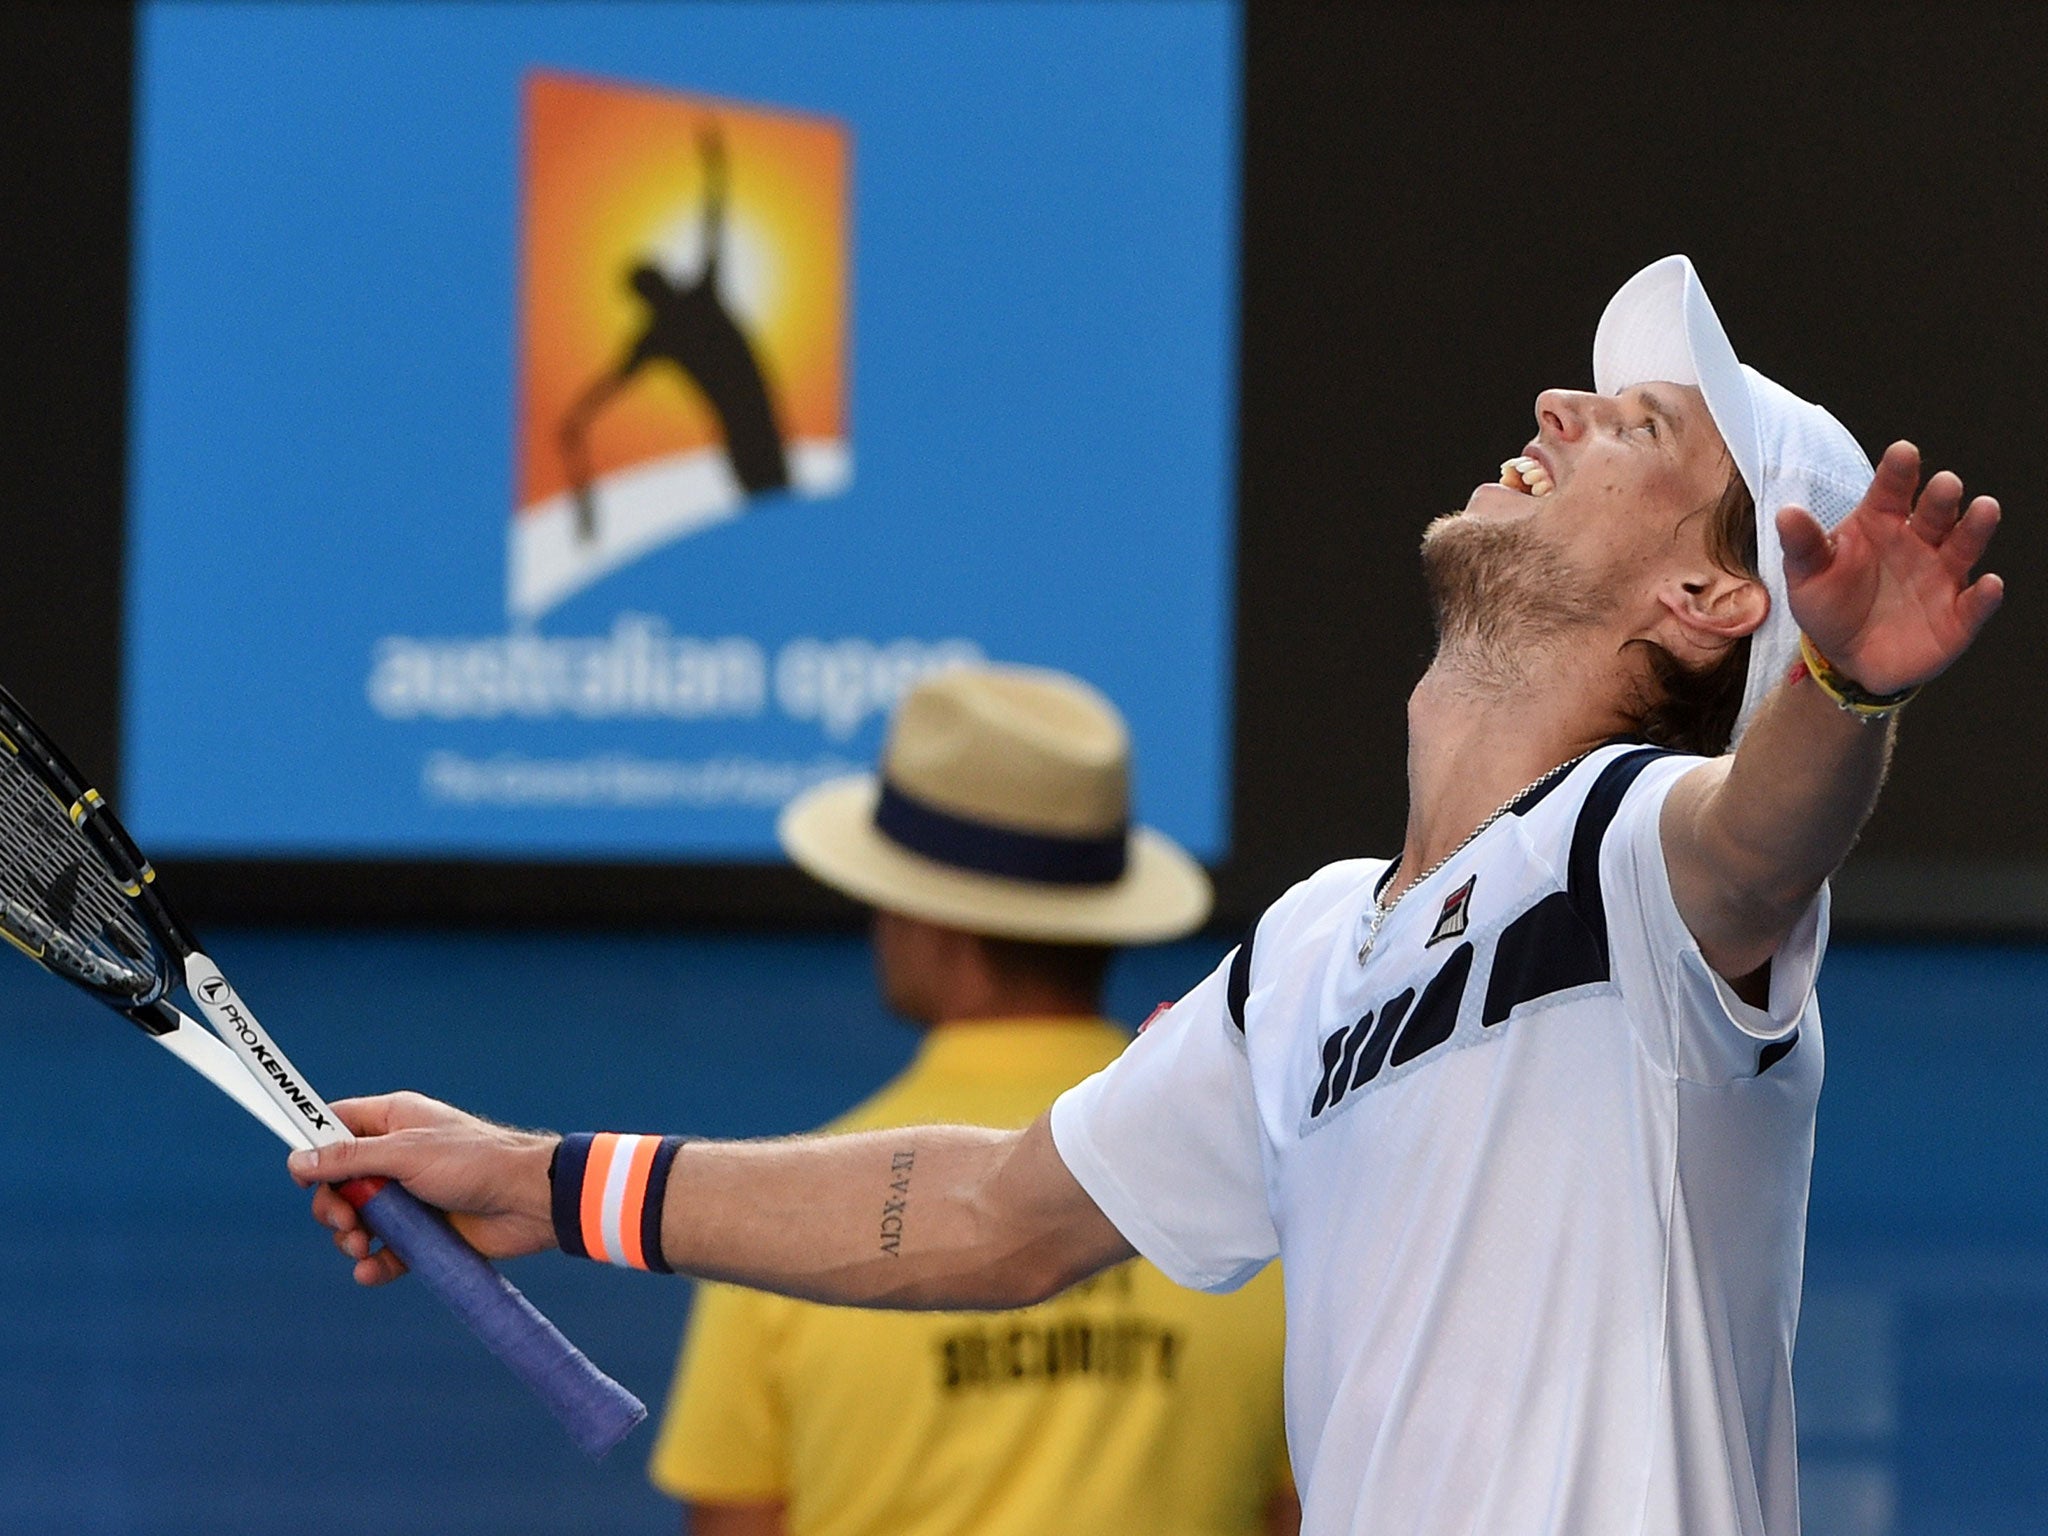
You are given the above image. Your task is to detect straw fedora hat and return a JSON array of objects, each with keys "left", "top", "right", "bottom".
[{"left": 779, "top": 665, "right": 1213, "bottom": 944}]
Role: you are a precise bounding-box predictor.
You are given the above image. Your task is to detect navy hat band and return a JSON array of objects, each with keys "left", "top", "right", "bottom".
[{"left": 873, "top": 780, "right": 1128, "bottom": 887}]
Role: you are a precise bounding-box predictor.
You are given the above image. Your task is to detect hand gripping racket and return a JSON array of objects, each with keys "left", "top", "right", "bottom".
[{"left": 0, "top": 683, "right": 645, "bottom": 1457}]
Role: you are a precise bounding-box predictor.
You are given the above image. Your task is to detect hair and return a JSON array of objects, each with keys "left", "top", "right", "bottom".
[
  {"left": 976, "top": 935, "right": 1116, "bottom": 1008},
  {"left": 1629, "top": 470, "right": 1759, "bottom": 757}
]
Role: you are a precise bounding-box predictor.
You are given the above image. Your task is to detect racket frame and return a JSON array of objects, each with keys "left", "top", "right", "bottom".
[{"left": 0, "top": 682, "right": 646, "bottom": 1456}]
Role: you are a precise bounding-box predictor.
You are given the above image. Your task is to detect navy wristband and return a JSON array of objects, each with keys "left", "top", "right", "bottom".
[{"left": 550, "top": 1133, "right": 688, "bottom": 1272}]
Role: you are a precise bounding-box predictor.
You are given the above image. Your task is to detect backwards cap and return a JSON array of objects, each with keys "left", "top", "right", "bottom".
[{"left": 1593, "top": 255, "right": 1873, "bottom": 743}]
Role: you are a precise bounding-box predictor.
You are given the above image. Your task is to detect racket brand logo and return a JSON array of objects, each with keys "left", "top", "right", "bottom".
[
  {"left": 511, "top": 71, "right": 851, "bottom": 620},
  {"left": 196, "top": 977, "right": 333, "bottom": 1134}
]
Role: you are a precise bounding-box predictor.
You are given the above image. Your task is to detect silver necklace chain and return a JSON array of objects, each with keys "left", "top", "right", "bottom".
[{"left": 1357, "top": 752, "right": 1590, "bottom": 965}]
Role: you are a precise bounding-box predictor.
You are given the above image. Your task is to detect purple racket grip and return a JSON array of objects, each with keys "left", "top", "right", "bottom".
[{"left": 355, "top": 1180, "right": 647, "bottom": 1457}]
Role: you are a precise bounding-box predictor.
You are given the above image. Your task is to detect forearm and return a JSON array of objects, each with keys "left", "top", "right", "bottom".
[
  {"left": 659, "top": 1115, "right": 1126, "bottom": 1310},
  {"left": 295, "top": 1097, "right": 1131, "bottom": 1302},
  {"left": 1666, "top": 668, "right": 1892, "bottom": 973}
]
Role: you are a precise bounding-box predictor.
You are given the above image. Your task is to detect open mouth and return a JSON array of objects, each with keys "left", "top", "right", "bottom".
[{"left": 1498, "top": 455, "right": 1555, "bottom": 497}]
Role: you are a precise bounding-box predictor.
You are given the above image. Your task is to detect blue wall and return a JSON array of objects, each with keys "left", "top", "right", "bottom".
[
  {"left": 127, "top": 1, "right": 1239, "bottom": 861},
  {"left": 2, "top": 933, "right": 2043, "bottom": 1533}
]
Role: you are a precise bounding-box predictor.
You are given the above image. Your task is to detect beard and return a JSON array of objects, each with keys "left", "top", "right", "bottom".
[{"left": 1418, "top": 512, "right": 1616, "bottom": 690}]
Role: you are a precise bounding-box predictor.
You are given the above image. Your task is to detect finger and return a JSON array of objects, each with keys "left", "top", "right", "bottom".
[
  {"left": 1910, "top": 469, "right": 1965, "bottom": 545},
  {"left": 1776, "top": 505, "right": 1834, "bottom": 583},
  {"left": 289, "top": 1134, "right": 398, "bottom": 1186},
  {"left": 293, "top": 1149, "right": 341, "bottom": 1193},
  {"left": 1956, "top": 572, "right": 2005, "bottom": 640},
  {"left": 309, "top": 1183, "right": 362, "bottom": 1230},
  {"left": 1859, "top": 440, "right": 1921, "bottom": 524},
  {"left": 354, "top": 1247, "right": 409, "bottom": 1287},
  {"left": 326, "top": 1094, "right": 405, "bottom": 1138},
  {"left": 331, "top": 1225, "right": 374, "bottom": 1262},
  {"left": 1941, "top": 496, "right": 2001, "bottom": 573}
]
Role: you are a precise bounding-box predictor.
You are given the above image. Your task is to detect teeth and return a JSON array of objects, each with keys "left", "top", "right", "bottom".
[{"left": 1499, "top": 456, "right": 1553, "bottom": 497}]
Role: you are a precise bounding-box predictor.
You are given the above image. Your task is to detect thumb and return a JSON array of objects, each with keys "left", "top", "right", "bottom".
[
  {"left": 287, "top": 1137, "right": 387, "bottom": 1188},
  {"left": 1776, "top": 505, "right": 1833, "bottom": 585}
]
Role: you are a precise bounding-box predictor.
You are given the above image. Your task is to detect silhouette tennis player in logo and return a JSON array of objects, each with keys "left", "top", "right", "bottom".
[{"left": 560, "top": 122, "right": 790, "bottom": 543}]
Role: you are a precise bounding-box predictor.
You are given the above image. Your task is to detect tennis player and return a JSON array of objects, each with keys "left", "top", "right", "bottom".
[
  {"left": 295, "top": 256, "right": 2003, "bottom": 1534},
  {"left": 652, "top": 665, "right": 1293, "bottom": 1536}
]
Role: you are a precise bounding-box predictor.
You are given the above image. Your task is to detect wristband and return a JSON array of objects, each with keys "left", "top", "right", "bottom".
[
  {"left": 549, "top": 1133, "right": 689, "bottom": 1272},
  {"left": 1796, "top": 633, "right": 1920, "bottom": 721}
]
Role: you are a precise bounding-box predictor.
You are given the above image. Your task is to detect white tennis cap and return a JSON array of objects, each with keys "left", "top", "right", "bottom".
[{"left": 1593, "top": 254, "right": 1873, "bottom": 743}]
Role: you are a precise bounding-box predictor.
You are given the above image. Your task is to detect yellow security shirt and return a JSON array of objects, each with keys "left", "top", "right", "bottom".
[{"left": 650, "top": 1017, "right": 1289, "bottom": 1536}]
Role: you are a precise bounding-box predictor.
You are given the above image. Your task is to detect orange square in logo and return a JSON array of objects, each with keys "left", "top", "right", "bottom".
[{"left": 511, "top": 70, "right": 851, "bottom": 619}]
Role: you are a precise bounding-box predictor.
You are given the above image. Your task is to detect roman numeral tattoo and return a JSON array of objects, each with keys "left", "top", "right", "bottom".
[{"left": 878, "top": 1148, "right": 915, "bottom": 1257}]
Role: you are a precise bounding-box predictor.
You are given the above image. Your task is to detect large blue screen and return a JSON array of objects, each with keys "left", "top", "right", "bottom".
[{"left": 127, "top": 1, "right": 1239, "bottom": 859}]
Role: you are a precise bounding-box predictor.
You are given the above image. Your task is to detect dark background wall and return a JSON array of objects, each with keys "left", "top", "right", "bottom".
[
  {"left": 1233, "top": 1, "right": 2047, "bottom": 935},
  {"left": 0, "top": 1, "right": 2040, "bottom": 933}
]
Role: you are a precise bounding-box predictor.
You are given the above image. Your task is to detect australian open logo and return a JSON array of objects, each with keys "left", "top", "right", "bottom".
[
  {"left": 369, "top": 73, "right": 979, "bottom": 804},
  {"left": 510, "top": 72, "right": 851, "bottom": 620}
]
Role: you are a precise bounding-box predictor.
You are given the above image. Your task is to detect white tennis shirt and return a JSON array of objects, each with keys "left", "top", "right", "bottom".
[{"left": 1052, "top": 744, "right": 1826, "bottom": 1535}]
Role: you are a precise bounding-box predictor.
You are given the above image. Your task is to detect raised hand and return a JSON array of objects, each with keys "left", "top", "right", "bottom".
[
  {"left": 289, "top": 1091, "right": 559, "bottom": 1287},
  {"left": 1778, "top": 440, "right": 2004, "bottom": 696}
]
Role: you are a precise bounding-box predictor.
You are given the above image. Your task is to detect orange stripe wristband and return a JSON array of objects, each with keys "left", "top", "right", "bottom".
[{"left": 549, "top": 1133, "right": 689, "bottom": 1273}]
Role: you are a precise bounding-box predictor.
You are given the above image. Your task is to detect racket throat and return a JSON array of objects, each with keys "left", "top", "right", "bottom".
[
  {"left": 121, "top": 999, "right": 182, "bottom": 1038},
  {"left": 182, "top": 952, "right": 345, "bottom": 1142}
]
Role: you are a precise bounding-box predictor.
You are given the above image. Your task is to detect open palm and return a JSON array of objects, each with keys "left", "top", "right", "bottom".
[{"left": 1780, "top": 440, "right": 2004, "bottom": 696}]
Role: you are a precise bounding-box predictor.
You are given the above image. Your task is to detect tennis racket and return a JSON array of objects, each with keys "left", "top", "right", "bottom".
[{"left": 0, "top": 682, "right": 645, "bottom": 1458}]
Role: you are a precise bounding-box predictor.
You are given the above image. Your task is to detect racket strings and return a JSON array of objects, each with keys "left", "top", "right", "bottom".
[{"left": 0, "top": 753, "right": 161, "bottom": 1001}]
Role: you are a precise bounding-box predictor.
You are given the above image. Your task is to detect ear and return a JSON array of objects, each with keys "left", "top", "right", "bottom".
[{"left": 1650, "top": 567, "right": 1769, "bottom": 667}]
